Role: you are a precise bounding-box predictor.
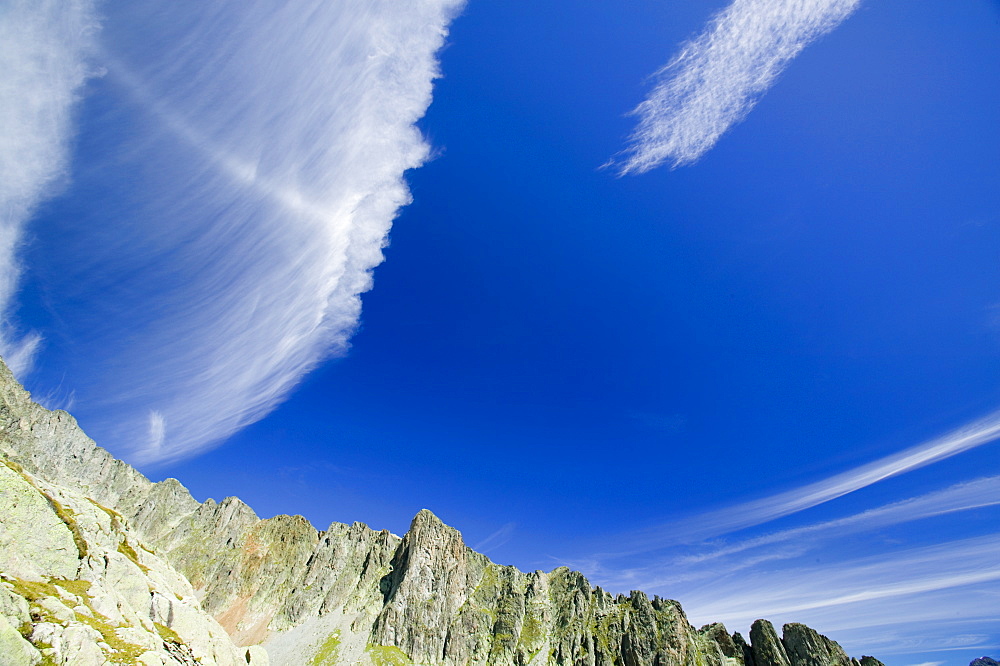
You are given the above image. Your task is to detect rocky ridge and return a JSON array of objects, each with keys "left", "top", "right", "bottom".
[
  {"left": 970, "top": 659, "right": 999, "bottom": 666},
  {"left": 0, "top": 357, "right": 883, "bottom": 665}
]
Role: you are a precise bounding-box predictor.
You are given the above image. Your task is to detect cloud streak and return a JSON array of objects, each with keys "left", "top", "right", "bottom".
[
  {"left": 473, "top": 522, "right": 517, "bottom": 554},
  {"left": 614, "top": 0, "right": 861, "bottom": 173},
  {"left": 576, "top": 475, "right": 1000, "bottom": 593},
  {"left": 568, "top": 425, "right": 1000, "bottom": 656},
  {"left": 676, "top": 475, "right": 1000, "bottom": 567},
  {"left": 0, "top": 0, "right": 99, "bottom": 375},
  {"left": 634, "top": 411, "right": 1000, "bottom": 544},
  {"left": 680, "top": 534, "right": 1000, "bottom": 655},
  {"left": 19, "top": 0, "right": 464, "bottom": 464}
]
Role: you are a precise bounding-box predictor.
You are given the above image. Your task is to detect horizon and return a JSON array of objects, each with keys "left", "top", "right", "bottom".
[{"left": 2, "top": 1, "right": 998, "bottom": 663}]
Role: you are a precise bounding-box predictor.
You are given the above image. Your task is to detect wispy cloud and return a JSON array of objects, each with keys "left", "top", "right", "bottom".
[
  {"left": 614, "top": 0, "right": 861, "bottom": 173},
  {"left": 565, "top": 422, "right": 1000, "bottom": 656},
  {"left": 677, "top": 475, "right": 1000, "bottom": 566},
  {"left": 630, "top": 411, "right": 1000, "bottom": 544},
  {"left": 474, "top": 522, "right": 517, "bottom": 554},
  {"left": 573, "top": 475, "right": 1000, "bottom": 593},
  {"left": 21, "top": 0, "right": 464, "bottom": 464},
  {"left": 680, "top": 534, "right": 1000, "bottom": 655},
  {"left": 0, "top": 0, "right": 99, "bottom": 375}
]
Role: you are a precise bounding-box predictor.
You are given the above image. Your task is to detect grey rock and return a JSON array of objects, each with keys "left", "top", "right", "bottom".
[
  {"left": 0, "top": 614, "right": 41, "bottom": 665},
  {"left": 782, "top": 623, "right": 851, "bottom": 666},
  {"left": 734, "top": 631, "right": 755, "bottom": 666},
  {"left": 699, "top": 622, "right": 742, "bottom": 663},
  {"left": 751, "top": 619, "right": 790, "bottom": 666}
]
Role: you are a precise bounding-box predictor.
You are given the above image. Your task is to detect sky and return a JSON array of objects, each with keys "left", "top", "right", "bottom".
[{"left": 2, "top": 0, "right": 999, "bottom": 663}]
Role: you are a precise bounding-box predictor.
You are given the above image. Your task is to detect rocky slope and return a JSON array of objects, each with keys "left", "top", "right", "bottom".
[
  {"left": 0, "top": 357, "right": 883, "bottom": 666},
  {"left": 0, "top": 453, "right": 265, "bottom": 665}
]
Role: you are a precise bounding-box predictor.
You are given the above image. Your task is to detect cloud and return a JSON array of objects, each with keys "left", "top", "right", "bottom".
[
  {"left": 678, "top": 534, "right": 1000, "bottom": 655},
  {"left": 20, "top": 0, "right": 464, "bottom": 464},
  {"left": 614, "top": 0, "right": 861, "bottom": 173},
  {"left": 473, "top": 522, "right": 517, "bottom": 554},
  {"left": 630, "top": 411, "right": 1000, "bottom": 544},
  {"left": 572, "top": 475, "right": 1000, "bottom": 595},
  {"left": 561, "top": 417, "right": 1000, "bottom": 657},
  {"left": 676, "top": 475, "right": 1000, "bottom": 566},
  {"left": 0, "top": 0, "right": 100, "bottom": 375}
]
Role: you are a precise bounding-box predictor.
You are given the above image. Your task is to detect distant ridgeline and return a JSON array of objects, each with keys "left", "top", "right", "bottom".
[{"left": 0, "top": 356, "right": 885, "bottom": 666}]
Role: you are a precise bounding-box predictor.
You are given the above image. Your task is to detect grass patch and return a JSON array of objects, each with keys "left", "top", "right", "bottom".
[
  {"left": 117, "top": 539, "right": 149, "bottom": 572},
  {"left": 1, "top": 459, "right": 25, "bottom": 475},
  {"left": 1, "top": 460, "right": 87, "bottom": 559},
  {"left": 40, "top": 492, "right": 88, "bottom": 560},
  {"left": 86, "top": 498, "right": 124, "bottom": 528},
  {"left": 367, "top": 644, "right": 413, "bottom": 666},
  {"left": 7, "top": 574, "right": 148, "bottom": 664},
  {"left": 6, "top": 577, "right": 60, "bottom": 604},
  {"left": 73, "top": 610, "right": 146, "bottom": 664},
  {"left": 53, "top": 579, "right": 92, "bottom": 597},
  {"left": 308, "top": 630, "right": 341, "bottom": 665},
  {"left": 154, "top": 621, "right": 182, "bottom": 645}
]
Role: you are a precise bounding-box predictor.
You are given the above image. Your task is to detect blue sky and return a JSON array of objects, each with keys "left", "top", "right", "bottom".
[{"left": 3, "top": 0, "right": 999, "bottom": 662}]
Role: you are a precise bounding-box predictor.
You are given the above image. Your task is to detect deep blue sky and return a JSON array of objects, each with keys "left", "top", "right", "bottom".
[{"left": 9, "top": 0, "right": 1000, "bottom": 661}]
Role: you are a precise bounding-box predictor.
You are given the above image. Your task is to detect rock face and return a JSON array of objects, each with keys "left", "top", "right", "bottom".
[
  {"left": 0, "top": 458, "right": 262, "bottom": 665},
  {"left": 0, "top": 357, "right": 880, "bottom": 665},
  {"left": 970, "top": 659, "right": 999, "bottom": 666}
]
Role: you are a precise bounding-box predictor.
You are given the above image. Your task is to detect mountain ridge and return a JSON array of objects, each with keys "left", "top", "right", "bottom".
[{"left": 0, "top": 357, "right": 884, "bottom": 666}]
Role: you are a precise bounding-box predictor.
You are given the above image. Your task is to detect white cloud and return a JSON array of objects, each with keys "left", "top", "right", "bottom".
[
  {"left": 636, "top": 411, "right": 1000, "bottom": 544},
  {"left": 473, "top": 522, "right": 517, "bottom": 554},
  {"left": 566, "top": 417, "right": 1000, "bottom": 657},
  {"left": 678, "top": 534, "right": 1000, "bottom": 655},
  {"left": 573, "top": 475, "right": 1000, "bottom": 595},
  {"left": 0, "top": 0, "right": 99, "bottom": 375},
  {"left": 614, "top": 0, "right": 861, "bottom": 173},
  {"left": 20, "top": 0, "right": 464, "bottom": 464},
  {"left": 676, "top": 475, "right": 1000, "bottom": 566}
]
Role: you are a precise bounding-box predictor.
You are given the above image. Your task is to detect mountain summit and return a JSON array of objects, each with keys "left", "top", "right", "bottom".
[{"left": 0, "top": 357, "right": 883, "bottom": 665}]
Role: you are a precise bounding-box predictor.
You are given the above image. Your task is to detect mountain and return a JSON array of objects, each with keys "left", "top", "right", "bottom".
[
  {"left": 0, "top": 356, "right": 884, "bottom": 666},
  {"left": 970, "top": 658, "right": 999, "bottom": 666}
]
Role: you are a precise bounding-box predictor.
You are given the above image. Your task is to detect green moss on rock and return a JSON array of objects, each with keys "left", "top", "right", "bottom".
[
  {"left": 367, "top": 644, "right": 413, "bottom": 666},
  {"left": 308, "top": 630, "right": 341, "bottom": 665}
]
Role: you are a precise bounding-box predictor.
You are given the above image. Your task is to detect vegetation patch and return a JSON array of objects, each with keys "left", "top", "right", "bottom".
[
  {"left": 367, "top": 644, "right": 413, "bottom": 666},
  {"left": 154, "top": 621, "right": 182, "bottom": 645},
  {"left": 1, "top": 459, "right": 25, "bottom": 475},
  {"left": 74, "top": 609, "right": 146, "bottom": 664},
  {"left": 1, "top": 460, "right": 87, "bottom": 559},
  {"left": 40, "top": 491, "right": 88, "bottom": 560},
  {"left": 86, "top": 497, "right": 124, "bottom": 529},
  {"left": 518, "top": 612, "right": 545, "bottom": 650},
  {"left": 53, "top": 579, "right": 92, "bottom": 598},
  {"left": 308, "top": 630, "right": 341, "bottom": 665},
  {"left": 117, "top": 539, "right": 150, "bottom": 572},
  {"left": 9, "top": 574, "right": 148, "bottom": 665},
  {"left": 35, "top": 641, "right": 59, "bottom": 666},
  {"left": 6, "top": 576, "right": 59, "bottom": 603}
]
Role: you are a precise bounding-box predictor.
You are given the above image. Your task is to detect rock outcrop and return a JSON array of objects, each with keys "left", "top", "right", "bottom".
[
  {"left": 0, "top": 357, "right": 880, "bottom": 665},
  {"left": 970, "top": 659, "right": 999, "bottom": 666},
  {"left": 0, "top": 457, "right": 262, "bottom": 665}
]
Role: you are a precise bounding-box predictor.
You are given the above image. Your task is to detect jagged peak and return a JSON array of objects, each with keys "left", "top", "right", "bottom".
[{"left": 410, "top": 507, "right": 446, "bottom": 529}]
